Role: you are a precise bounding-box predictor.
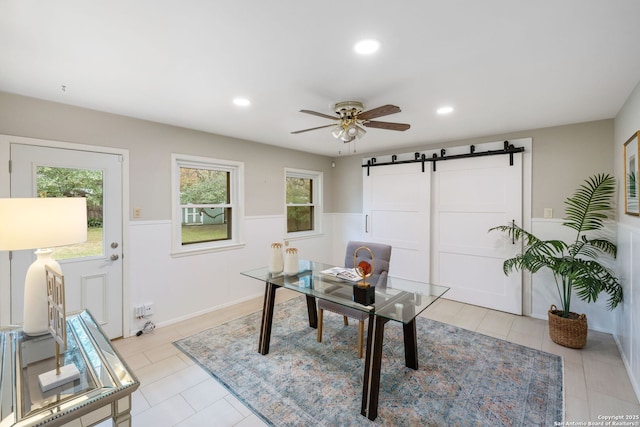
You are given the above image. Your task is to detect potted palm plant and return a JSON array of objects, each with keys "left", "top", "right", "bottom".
[{"left": 490, "top": 173, "right": 623, "bottom": 348}]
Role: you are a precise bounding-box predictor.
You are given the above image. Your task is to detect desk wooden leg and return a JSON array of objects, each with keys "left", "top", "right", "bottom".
[
  {"left": 305, "top": 295, "right": 318, "bottom": 329},
  {"left": 258, "top": 281, "right": 277, "bottom": 355},
  {"left": 361, "top": 314, "right": 386, "bottom": 421},
  {"left": 403, "top": 318, "right": 418, "bottom": 369}
]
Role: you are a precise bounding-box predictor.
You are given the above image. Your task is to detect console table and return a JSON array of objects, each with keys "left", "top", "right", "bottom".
[
  {"left": 242, "top": 260, "right": 449, "bottom": 420},
  {"left": 0, "top": 310, "right": 139, "bottom": 427}
]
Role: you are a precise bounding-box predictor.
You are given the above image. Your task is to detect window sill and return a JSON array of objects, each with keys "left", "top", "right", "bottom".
[
  {"left": 171, "top": 241, "right": 245, "bottom": 258},
  {"left": 284, "top": 231, "right": 324, "bottom": 242}
]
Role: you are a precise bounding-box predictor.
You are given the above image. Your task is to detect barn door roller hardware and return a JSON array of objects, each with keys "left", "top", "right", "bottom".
[{"left": 363, "top": 141, "right": 524, "bottom": 175}]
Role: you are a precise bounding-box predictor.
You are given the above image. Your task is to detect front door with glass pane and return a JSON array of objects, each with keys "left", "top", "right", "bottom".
[{"left": 10, "top": 144, "right": 123, "bottom": 338}]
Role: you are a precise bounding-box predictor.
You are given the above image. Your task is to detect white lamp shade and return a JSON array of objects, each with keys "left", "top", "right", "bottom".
[{"left": 0, "top": 198, "right": 88, "bottom": 250}]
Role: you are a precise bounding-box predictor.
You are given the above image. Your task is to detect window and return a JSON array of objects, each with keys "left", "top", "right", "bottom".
[
  {"left": 286, "top": 168, "right": 322, "bottom": 236},
  {"left": 172, "top": 154, "right": 244, "bottom": 255},
  {"left": 37, "top": 166, "right": 103, "bottom": 260}
]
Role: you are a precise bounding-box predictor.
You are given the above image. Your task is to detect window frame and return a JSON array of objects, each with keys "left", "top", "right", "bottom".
[
  {"left": 285, "top": 168, "right": 323, "bottom": 239},
  {"left": 171, "top": 153, "right": 244, "bottom": 256}
]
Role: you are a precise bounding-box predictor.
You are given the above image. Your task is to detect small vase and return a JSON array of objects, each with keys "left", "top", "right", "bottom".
[
  {"left": 283, "top": 248, "right": 299, "bottom": 276},
  {"left": 269, "top": 243, "right": 284, "bottom": 273}
]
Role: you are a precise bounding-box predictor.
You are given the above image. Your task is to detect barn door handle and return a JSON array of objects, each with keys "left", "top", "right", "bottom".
[
  {"left": 512, "top": 219, "right": 515, "bottom": 244},
  {"left": 365, "top": 215, "right": 369, "bottom": 233}
]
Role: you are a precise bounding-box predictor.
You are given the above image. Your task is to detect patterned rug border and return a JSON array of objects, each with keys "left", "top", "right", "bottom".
[{"left": 174, "top": 296, "right": 564, "bottom": 426}]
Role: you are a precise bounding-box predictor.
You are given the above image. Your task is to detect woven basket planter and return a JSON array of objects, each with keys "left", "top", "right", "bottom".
[{"left": 548, "top": 304, "right": 588, "bottom": 349}]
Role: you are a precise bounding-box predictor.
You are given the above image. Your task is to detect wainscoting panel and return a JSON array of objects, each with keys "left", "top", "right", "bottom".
[
  {"left": 616, "top": 223, "right": 640, "bottom": 401},
  {"left": 127, "top": 215, "right": 333, "bottom": 335}
]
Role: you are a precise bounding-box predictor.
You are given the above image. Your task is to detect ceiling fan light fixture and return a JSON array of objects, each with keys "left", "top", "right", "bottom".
[{"left": 332, "top": 126, "right": 344, "bottom": 139}]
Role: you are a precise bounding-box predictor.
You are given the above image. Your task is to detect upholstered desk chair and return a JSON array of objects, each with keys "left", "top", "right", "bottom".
[{"left": 317, "top": 241, "right": 392, "bottom": 358}]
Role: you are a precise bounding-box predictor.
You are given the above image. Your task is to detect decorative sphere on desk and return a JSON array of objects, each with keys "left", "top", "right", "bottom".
[
  {"left": 353, "top": 246, "right": 374, "bottom": 288},
  {"left": 357, "top": 260, "right": 372, "bottom": 276}
]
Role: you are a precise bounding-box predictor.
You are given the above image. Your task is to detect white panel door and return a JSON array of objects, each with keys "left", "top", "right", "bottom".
[
  {"left": 432, "top": 154, "right": 523, "bottom": 314},
  {"left": 10, "top": 144, "right": 124, "bottom": 338},
  {"left": 363, "top": 163, "right": 430, "bottom": 281}
]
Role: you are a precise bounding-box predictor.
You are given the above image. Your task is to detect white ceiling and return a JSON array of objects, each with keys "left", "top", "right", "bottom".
[{"left": 2, "top": 1, "right": 640, "bottom": 157}]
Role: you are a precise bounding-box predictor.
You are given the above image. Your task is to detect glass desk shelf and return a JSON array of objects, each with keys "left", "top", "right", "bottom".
[{"left": 0, "top": 310, "right": 139, "bottom": 427}]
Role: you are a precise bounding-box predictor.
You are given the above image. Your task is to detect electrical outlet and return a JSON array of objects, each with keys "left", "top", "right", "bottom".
[
  {"left": 544, "top": 208, "right": 553, "bottom": 218},
  {"left": 143, "top": 303, "right": 154, "bottom": 316},
  {"left": 133, "top": 207, "right": 142, "bottom": 218},
  {"left": 134, "top": 303, "right": 154, "bottom": 318},
  {"left": 134, "top": 306, "right": 144, "bottom": 318}
]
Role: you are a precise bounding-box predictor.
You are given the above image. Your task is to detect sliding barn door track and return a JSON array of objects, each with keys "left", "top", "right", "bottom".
[{"left": 362, "top": 141, "right": 525, "bottom": 175}]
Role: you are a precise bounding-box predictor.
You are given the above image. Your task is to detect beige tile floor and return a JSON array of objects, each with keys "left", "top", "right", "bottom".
[{"left": 108, "top": 291, "right": 639, "bottom": 426}]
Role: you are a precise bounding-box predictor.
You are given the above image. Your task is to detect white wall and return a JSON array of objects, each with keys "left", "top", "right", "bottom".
[
  {"left": 615, "top": 223, "right": 640, "bottom": 398},
  {"left": 128, "top": 215, "right": 333, "bottom": 335},
  {"left": 613, "top": 79, "right": 640, "bottom": 400}
]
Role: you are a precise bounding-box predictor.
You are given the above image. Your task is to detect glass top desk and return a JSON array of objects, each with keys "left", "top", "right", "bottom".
[
  {"left": 242, "top": 260, "right": 449, "bottom": 421},
  {"left": 0, "top": 310, "right": 139, "bottom": 427}
]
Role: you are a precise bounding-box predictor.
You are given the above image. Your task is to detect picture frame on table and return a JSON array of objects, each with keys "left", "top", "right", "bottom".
[{"left": 624, "top": 131, "right": 640, "bottom": 215}]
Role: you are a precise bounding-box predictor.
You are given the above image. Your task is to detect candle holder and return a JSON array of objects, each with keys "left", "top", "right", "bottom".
[
  {"left": 283, "top": 247, "right": 299, "bottom": 276},
  {"left": 269, "top": 242, "right": 284, "bottom": 273},
  {"left": 353, "top": 246, "right": 375, "bottom": 305}
]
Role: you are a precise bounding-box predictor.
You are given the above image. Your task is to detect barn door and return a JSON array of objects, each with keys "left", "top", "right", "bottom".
[
  {"left": 362, "top": 163, "right": 430, "bottom": 281},
  {"left": 431, "top": 153, "right": 523, "bottom": 314}
]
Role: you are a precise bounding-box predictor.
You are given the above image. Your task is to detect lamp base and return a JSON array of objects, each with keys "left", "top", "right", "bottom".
[
  {"left": 38, "top": 363, "right": 80, "bottom": 392},
  {"left": 24, "top": 249, "right": 60, "bottom": 336}
]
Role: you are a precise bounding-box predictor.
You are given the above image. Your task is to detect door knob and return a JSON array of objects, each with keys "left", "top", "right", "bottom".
[
  {"left": 110, "top": 254, "right": 119, "bottom": 261},
  {"left": 111, "top": 242, "right": 119, "bottom": 249}
]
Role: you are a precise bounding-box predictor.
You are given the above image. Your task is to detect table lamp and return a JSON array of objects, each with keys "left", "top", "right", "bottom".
[{"left": 0, "top": 197, "right": 87, "bottom": 335}]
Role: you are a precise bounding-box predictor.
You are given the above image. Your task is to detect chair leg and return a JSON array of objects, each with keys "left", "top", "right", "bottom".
[
  {"left": 343, "top": 316, "right": 349, "bottom": 326},
  {"left": 358, "top": 320, "right": 365, "bottom": 359},
  {"left": 317, "top": 309, "right": 324, "bottom": 342}
]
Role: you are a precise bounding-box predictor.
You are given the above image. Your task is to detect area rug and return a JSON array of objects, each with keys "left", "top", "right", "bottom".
[{"left": 174, "top": 297, "right": 563, "bottom": 426}]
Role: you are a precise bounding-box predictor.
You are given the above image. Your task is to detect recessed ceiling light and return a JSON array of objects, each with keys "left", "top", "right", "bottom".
[
  {"left": 233, "top": 97, "right": 251, "bottom": 107},
  {"left": 437, "top": 106, "right": 454, "bottom": 115},
  {"left": 354, "top": 39, "right": 380, "bottom": 55}
]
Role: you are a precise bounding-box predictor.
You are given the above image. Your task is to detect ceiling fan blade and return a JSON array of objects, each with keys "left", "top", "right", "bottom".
[
  {"left": 291, "top": 124, "right": 337, "bottom": 134},
  {"left": 358, "top": 104, "right": 401, "bottom": 120},
  {"left": 299, "top": 109, "right": 339, "bottom": 120},
  {"left": 363, "top": 120, "right": 410, "bottom": 131}
]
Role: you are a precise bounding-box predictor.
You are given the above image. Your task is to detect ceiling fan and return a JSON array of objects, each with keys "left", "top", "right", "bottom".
[{"left": 291, "top": 101, "right": 410, "bottom": 142}]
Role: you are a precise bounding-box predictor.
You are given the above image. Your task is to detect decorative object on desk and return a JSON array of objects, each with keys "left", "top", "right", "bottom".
[
  {"left": 353, "top": 245, "right": 374, "bottom": 287},
  {"left": 38, "top": 266, "right": 80, "bottom": 392},
  {"left": 268, "top": 242, "right": 284, "bottom": 273},
  {"left": 0, "top": 197, "right": 87, "bottom": 335},
  {"left": 174, "top": 296, "right": 563, "bottom": 427},
  {"left": 353, "top": 284, "right": 375, "bottom": 306},
  {"left": 624, "top": 131, "right": 639, "bottom": 215},
  {"left": 353, "top": 246, "right": 375, "bottom": 305},
  {"left": 283, "top": 247, "right": 299, "bottom": 275},
  {"left": 489, "top": 174, "right": 622, "bottom": 349}
]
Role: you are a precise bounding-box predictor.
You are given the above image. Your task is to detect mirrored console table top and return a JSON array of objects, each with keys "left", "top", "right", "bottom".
[{"left": 1, "top": 310, "right": 139, "bottom": 427}]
